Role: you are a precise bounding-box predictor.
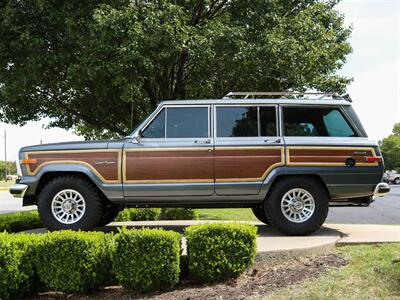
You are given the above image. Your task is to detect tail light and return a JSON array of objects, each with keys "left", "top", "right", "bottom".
[{"left": 365, "top": 156, "right": 383, "bottom": 162}]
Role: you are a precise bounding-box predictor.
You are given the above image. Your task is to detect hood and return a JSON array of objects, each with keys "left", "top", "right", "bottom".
[{"left": 20, "top": 140, "right": 111, "bottom": 152}]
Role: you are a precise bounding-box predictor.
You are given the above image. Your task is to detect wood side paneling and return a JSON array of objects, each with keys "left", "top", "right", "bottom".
[
  {"left": 124, "top": 149, "right": 213, "bottom": 183},
  {"left": 287, "top": 147, "right": 378, "bottom": 166},
  {"left": 215, "top": 147, "right": 284, "bottom": 182},
  {"left": 25, "top": 150, "right": 121, "bottom": 183}
]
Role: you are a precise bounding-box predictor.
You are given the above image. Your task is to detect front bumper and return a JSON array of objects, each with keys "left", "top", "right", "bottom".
[
  {"left": 9, "top": 184, "right": 28, "bottom": 198},
  {"left": 374, "top": 182, "right": 390, "bottom": 197}
]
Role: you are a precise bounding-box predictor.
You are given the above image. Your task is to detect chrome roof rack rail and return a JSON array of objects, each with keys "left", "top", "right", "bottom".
[{"left": 222, "top": 92, "right": 350, "bottom": 101}]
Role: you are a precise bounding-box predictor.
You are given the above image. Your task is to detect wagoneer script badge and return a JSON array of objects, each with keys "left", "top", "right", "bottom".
[{"left": 94, "top": 160, "right": 117, "bottom": 165}]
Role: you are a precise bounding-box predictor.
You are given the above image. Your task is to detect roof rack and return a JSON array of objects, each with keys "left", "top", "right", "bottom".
[{"left": 223, "top": 92, "right": 352, "bottom": 102}]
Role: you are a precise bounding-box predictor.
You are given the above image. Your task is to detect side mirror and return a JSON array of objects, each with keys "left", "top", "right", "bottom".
[{"left": 132, "top": 130, "right": 142, "bottom": 144}]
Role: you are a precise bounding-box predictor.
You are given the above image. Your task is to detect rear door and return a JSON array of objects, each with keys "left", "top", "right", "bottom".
[{"left": 214, "top": 104, "right": 284, "bottom": 195}]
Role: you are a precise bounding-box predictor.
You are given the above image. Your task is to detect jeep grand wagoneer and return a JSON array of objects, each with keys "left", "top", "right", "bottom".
[{"left": 9, "top": 92, "right": 390, "bottom": 235}]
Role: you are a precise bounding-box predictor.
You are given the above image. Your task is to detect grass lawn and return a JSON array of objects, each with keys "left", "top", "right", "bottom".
[
  {"left": 0, "top": 180, "right": 14, "bottom": 191},
  {"left": 265, "top": 243, "right": 400, "bottom": 300},
  {"left": 198, "top": 208, "right": 258, "bottom": 221}
]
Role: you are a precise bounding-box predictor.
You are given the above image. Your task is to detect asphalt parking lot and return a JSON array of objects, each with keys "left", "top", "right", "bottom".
[{"left": 0, "top": 185, "right": 399, "bottom": 224}]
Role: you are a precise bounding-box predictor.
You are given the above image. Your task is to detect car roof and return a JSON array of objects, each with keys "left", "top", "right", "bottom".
[{"left": 160, "top": 98, "right": 352, "bottom": 106}]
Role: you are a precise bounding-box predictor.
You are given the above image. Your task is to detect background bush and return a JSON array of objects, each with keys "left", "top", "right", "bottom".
[
  {"left": 0, "top": 233, "right": 41, "bottom": 299},
  {"left": 35, "top": 231, "right": 112, "bottom": 293},
  {"left": 185, "top": 222, "right": 257, "bottom": 283},
  {"left": 112, "top": 228, "right": 180, "bottom": 292},
  {"left": 0, "top": 210, "right": 42, "bottom": 232},
  {"left": 160, "top": 208, "right": 199, "bottom": 220},
  {"left": 115, "top": 208, "right": 161, "bottom": 221}
]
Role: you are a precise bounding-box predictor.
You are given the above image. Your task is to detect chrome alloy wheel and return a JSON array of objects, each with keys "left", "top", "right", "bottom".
[
  {"left": 280, "top": 188, "right": 315, "bottom": 223},
  {"left": 51, "top": 189, "right": 86, "bottom": 224}
]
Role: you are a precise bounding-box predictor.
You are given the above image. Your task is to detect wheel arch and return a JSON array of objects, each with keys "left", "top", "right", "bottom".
[
  {"left": 30, "top": 170, "right": 109, "bottom": 205},
  {"left": 262, "top": 173, "right": 331, "bottom": 203}
]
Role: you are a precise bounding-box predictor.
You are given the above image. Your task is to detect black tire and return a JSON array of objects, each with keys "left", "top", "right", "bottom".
[
  {"left": 97, "top": 204, "right": 121, "bottom": 227},
  {"left": 251, "top": 206, "right": 270, "bottom": 225},
  {"left": 265, "top": 177, "right": 329, "bottom": 236},
  {"left": 394, "top": 178, "right": 400, "bottom": 185},
  {"left": 37, "top": 176, "right": 104, "bottom": 231}
]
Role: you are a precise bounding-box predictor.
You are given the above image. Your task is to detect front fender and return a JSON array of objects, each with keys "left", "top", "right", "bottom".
[{"left": 20, "top": 163, "right": 123, "bottom": 201}]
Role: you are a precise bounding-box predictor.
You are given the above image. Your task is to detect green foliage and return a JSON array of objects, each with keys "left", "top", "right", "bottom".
[
  {"left": 0, "top": 210, "right": 42, "bottom": 233},
  {"left": 0, "top": 0, "right": 352, "bottom": 139},
  {"left": 380, "top": 123, "right": 400, "bottom": 171},
  {"left": 115, "top": 208, "right": 161, "bottom": 221},
  {"left": 112, "top": 228, "right": 180, "bottom": 292},
  {"left": 185, "top": 222, "right": 257, "bottom": 283},
  {"left": 160, "top": 208, "right": 199, "bottom": 220},
  {"left": 0, "top": 160, "right": 16, "bottom": 178},
  {"left": 0, "top": 233, "right": 42, "bottom": 299},
  {"left": 35, "top": 231, "right": 112, "bottom": 293}
]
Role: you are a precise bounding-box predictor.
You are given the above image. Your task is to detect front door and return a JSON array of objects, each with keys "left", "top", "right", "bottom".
[
  {"left": 214, "top": 105, "right": 284, "bottom": 195},
  {"left": 123, "top": 105, "right": 214, "bottom": 197}
]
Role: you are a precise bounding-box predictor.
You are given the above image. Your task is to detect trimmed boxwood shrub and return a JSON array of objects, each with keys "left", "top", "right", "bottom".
[
  {"left": 185, "top": 222, "right": 257, "bottom": 283},
  {"left": 160, "top": 208, "right": 199, "bottom": 220},
  {"left": 0, "top": 233, "right": 42, "bottom": 299},
  {"left": 112, "top": 228, "right": 180, "bottom": 292},
  {"left": 0, "top": 210, "right": 42, "bottom": 232},
  {"left": 115, "top": 208, "right": 161, "bottom": 221},
  {"left": 35, "top": 231, "right": 112, "bottom": 293}
]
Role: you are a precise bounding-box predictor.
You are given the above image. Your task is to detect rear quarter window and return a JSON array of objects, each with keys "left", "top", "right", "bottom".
[{"left": 283, "top": 106, "right": 358, "bottom": 137}]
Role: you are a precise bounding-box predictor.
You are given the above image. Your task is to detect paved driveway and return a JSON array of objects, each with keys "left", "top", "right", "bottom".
[{"left": 0, "top": 185, "right": 399, "bottom": 224}]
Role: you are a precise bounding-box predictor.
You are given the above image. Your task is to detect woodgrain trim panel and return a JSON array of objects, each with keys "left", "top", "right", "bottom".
[
  {"left": 286, "top": 146, "right": 379, "bottom": 167},
  {"left": 215, "top": 146, "right": 285, "bottom": 182},
  {"left": 123, "top": 147, "right": 214, "bottom": 184},
  {"left": 24, "top": 150, "right": 122, "bottom": 184}
]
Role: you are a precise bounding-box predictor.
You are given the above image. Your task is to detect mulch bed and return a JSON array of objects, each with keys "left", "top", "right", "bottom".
[{"left": 31, "top": 253, "right": 347, "bottom": 300}]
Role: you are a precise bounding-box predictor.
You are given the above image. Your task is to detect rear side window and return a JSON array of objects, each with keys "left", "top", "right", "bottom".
[
  {"left": 216, "top": 106, "right": 276, "bottom": 137},
  {"left": 141, "top": 107, "right": 209, "bottom": 138},
  {"left": 283, "top": 107, "right": 357, "bottom": 137}
]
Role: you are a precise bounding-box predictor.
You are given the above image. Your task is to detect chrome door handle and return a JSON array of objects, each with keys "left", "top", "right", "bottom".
[
  {"left": 264, "top": 138, "right": 281, "bottom": 143},
  {"left": 195, "top": 139, "right": 211, "bottom": 144}
]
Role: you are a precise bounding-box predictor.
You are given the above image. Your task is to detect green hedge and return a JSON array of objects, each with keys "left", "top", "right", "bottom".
[
  {"left": 0, "top": 210, "right": 42, "bottom": 232},
  {"left": 185, "top": 222, "right": 257, "bottom": 283},
  {"left": 0, "top": 233, "right": 41, "bottom": 300},
  {"left": 112, "top": 228, "right": 180, "bottom": 292},
  {"left": 160, "top": 208, "right": 199, "bottom": 220},
  {"left": 35, "top": 231, "right": 112, "bottom": 293},
  {"left": 115, "top": 208, "right": 161, "bottom": 221}
]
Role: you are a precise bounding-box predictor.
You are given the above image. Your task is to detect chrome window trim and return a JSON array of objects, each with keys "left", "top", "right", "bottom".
[
  {"left": 280, "top": 104, "right": 360, "bottom": 138},
  {"left": 213, "top": 104, "right": 279, "bottom": 139}
]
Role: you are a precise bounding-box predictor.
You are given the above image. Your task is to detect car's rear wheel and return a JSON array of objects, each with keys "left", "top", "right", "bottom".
[
  {"left": 265, "top": 177, "right": 329, "bottom": 236},
  {"left": 37, "top": 176, "right": 104, "bottom": 231},
  {"left": 251, "top": 206, "right": 270, "bottom": 225},
  {"left": 97, "top": 204, "right": 121, "bottom": 227},
  {"left": 394, "top": 178, "right": 400, "bottom": 185}
]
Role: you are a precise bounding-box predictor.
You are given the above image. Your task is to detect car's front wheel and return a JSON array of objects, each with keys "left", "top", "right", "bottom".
[
  {"left": 265, "top": 177, "right": 329, "bottom": 236},
  {"left": 37, "top": 176, "right": 104, "bottom": 231},
  {"left": 394, "top": 178, "right": 400, "bottom": 185},
  {"left": 97, "top": 204, "right": 121, "bottom": 227}
]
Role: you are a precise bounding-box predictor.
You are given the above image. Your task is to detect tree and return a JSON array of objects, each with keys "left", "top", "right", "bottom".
[
  {"left": 380, "top": 123, "right": 400, "bottom": 171},
  {"left": 0, "top": 0, "right": 352, "bottom": 139},
  {"left": 0, "top": 161, "right": 17, "bottom": 178}
]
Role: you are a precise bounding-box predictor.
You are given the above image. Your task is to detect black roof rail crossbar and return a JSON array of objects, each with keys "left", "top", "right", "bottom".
[{"left": 222, "top": 92, "right": 350, "bottom": 101}]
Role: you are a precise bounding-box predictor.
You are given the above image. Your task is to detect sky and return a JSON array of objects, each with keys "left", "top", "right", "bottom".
[{"left": 1, "top": 0, "right": 400, "bottom": 161}]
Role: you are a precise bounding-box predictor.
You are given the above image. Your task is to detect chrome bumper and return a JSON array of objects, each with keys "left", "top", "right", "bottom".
[
  {"left": 9, "top": 184, "right": 28, "bottom": 198},
  {"left": 374, "top": 182, "right": 390, "bottom": 197}
]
